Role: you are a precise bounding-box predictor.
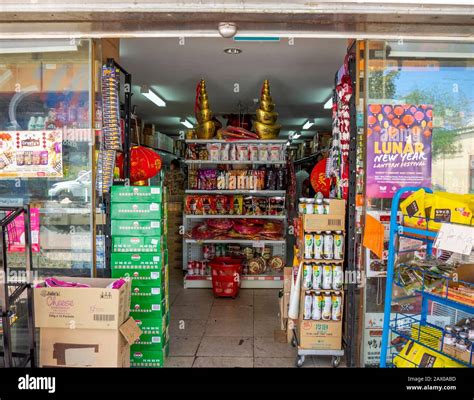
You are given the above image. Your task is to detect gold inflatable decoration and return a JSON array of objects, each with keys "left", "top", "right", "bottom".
[
  {"left": 254, "top": 80, "right": 281, "bottom": 139},
  {"left": 195, "top": 79, "right": 216, "bottom": 139}
]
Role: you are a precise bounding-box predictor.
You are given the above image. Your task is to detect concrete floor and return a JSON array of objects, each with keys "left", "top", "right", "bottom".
[{"left": 165, "top": 267, "right": 337, "bottom": 368}]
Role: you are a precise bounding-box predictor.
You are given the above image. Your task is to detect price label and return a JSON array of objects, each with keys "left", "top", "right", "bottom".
[
  {"left": 434, "top": 223, "right": 474, "bottom": 256},
  {"left": 252, "top": 241, "right": 264, "bottom": 249}
]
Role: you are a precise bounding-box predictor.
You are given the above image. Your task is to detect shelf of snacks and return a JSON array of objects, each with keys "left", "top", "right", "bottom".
[
  {"left": 185, "top": 139, "right": 287, "bottom": 144},
  {"left": 184, "top": 214, "right": 286, "bottom": 220},
  {"left": 185, "top": 239, "right": 285, "bottom": 245},
  {"left": 185, "top": 190, "right": 285, "bottom": 196}
]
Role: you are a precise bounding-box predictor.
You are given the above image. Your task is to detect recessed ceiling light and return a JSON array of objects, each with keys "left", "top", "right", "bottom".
[{"left": 224, "top": 48, "right": 242, "bottom": 55}]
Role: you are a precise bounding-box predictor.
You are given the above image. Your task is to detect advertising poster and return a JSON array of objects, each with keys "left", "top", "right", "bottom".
[
  {"left": 366, "top": 104, "right": 432, "bottom": 198},
  {"left": 0, "top": 130, "right": 63, "bottom": 178}
]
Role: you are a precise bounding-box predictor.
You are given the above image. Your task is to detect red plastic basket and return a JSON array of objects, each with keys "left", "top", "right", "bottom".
[{"left": 209, "top": 258, "right": 242, "bottom": 298}]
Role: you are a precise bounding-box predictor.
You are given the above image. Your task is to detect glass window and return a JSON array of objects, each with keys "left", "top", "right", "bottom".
[{"left": 0, "top": 39, "right": 94, "bottom": 275}]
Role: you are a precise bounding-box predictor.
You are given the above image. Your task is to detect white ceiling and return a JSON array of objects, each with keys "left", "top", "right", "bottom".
[{"left": 120, "top": 37, "right": 348, "bottom": 138}]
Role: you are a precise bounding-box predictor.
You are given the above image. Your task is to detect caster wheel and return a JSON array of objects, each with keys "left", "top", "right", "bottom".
[
  {"left": 291, "top": 337, "right": 297, "bottom": 348},
  {"left": 332, "top": 356, "right": 341, "bottom": 368},
  {"left": 295, "top": 355, "right": 305, "bottom": 368}
]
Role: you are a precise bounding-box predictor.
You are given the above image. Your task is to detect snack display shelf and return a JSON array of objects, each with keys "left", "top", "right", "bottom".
[
  {"left": 184, "top": 239, "right": 285, "bottom": 245},
  {"left": 184, "top": 214, "right": 286, "bottom": 220},
  {"left": 185, "top": 139, "right": 287, "bottom": 144},
  {"left": 185, "top": 189, "right": 286, "bottom": 196},
  {"left": 184, "top": 273, "right": 284, "bottom": 289},
  {"left": 185, "top": 160, "right": 285, "bottom": 165}
]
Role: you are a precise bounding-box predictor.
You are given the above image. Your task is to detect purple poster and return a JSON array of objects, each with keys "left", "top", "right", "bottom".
[{"left": 366, "top": 104, "right": 432, "bottom": 198}]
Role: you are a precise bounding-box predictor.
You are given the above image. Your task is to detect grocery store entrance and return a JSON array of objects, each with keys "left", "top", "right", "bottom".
[{"left": 118, "top": 37, "right": 351, "bottom": 367}]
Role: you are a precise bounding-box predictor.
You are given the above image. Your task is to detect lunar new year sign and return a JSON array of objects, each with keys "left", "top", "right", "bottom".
[{"left": 366, "top": 104, "right": 432, "bottom": 198}]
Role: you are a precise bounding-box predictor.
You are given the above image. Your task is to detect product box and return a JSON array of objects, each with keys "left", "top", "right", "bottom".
[
  {"left": 39, "top": 317, "right": 141, "bottom": 368},
  {"left": 130, "top": 296, "right": 167, "bottom": 316},
  {"left": 34, "top": 278, "right": 131, "bottom": 330},
  {"left": 130, "top": 342, "right": 169, "bottom": 368},
  {"left": 394, "top": 341, "right": 463, "bottom": 368},
  {"left": 111, "top": 186, "right": 163, "bottom": 203},
  {"left": 111, "top": 220, "right": 163, "bottom": 237},
  {"left": 131, "top": 282, "right": 166, "bottom": 303},
  {"left": 111, "top": 202, "right": 163, "bottom": 220},
  {"left": 111, "top": 253, "right": 163, "bottom": 269},
  {"left": 442, "top": 343, "right": 471, "bottom": 365},
  {"left": 135, "top": 326, "right": 169, "bottom": 347},
  {"left": 298, "top": 319, "right": 342, "bottom": 350},
  {"left": 111, "top": 267, "right": 165, "bottom": 286},
  {"left": 112, "top": 236, "right": 164, "bottom": 253},
  {"left": 303, "top": 199, "right": 346, "bottom": 231}
]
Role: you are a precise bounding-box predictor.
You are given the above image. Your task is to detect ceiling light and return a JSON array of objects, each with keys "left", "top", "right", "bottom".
[
  {"left": 285, "top": 141, "right": 290, "bottom": 147},
  {"left": 218, "top": 22, "right": 238, "bottom": 38},
  {"left": 180, "top": 118, "right": 193, "bottom": 129},
  {"left": 292, "top": 132, "right": 301, "bottom": 140},
  {"left": 224, "top": 48, "right": 242, "bottom": 55},
  {"left": 324, "top": 97, "right": 333, "bottom": 109},
  {"left": 302, "top": 120, "right": 314, "bottom": 130},
  {"left": 0, "top": 39, "right": 78, "bottom": 54},
  {"left": 141, "top": 85, "right": 166, "bottom": 107}
]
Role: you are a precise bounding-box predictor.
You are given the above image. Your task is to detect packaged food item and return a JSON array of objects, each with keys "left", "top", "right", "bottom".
[
  {"left": 298, "top": 198, "right": 306, "bottom": 214},
  {"left": 265, "top": 168, "right": 276, "bottom": 190},
  {"left": 268, "top": 196, "right": 285, "bottom": 215},
  {"left": 257, "top": 170, "right": 266, "bottom": 190},
  {"left": 254, "top": 197, "right": 269, "bottom": 215},
  {"left": 216, "top": 170, "right": 226, "bottom": 190},
  {"left": 304, "top": 291, "right": 313, "bottom": 320},
  {"left": 199, "top": 169, "right": 217, "bottom": 190},
  {"left": 323, "top": 199, "right": 331, "bottom": 215},
  {"left": 186, "top": 144, "right": 199, "bottom": 160},
  {"left": 306, "top": 199, "right": 315, "bottom": 214},
  {"left": 276, "top": 168, "right": 286, "bottom": 190},
  {"left": 249, "top": 144, "right": 259, "bottom": 161},
  {"left": 185, "top": 195, "right": 200, "bottom": 215},
  {"left": 230, "top": 144, "right": 237, "bottom": 161},
  {"left": 199, "top": 195, "right": 215, "bottom": 215},
  {"left": 332, "top": 264, "right": 343, "bottom": 290},
  {"left": 322, "top": 264, "right": 333, "bottom": 290},
  {"left": 228, "top": 170, "right": 237, "bottom": 190},
  {"left": 331, "top": 292, "right": 342, "bottom": 321},
  {"left": 215, "top": 195, "right": 229, "bottom": 215},
  {"left": 207, "top": 143, "right": 221, "bottom": 161},
  {"left": 198, "top": 144, "right": 209, "bottom": 160},
  {"left": 304, "top": 235, "right": 314, "bottom": 259},
  {"left": 334, "top": 231, "right": 344, "bottom": 260},
  {"left": 269, "top": 144, "right": 281, "bottom": 161},
  {"left": 243, "top": 196, "right": 254, "bottom": 215},
  {"left": 237, "top": 170, "right": 247, "bottom": 190},
  {"left": 322, "top": 292, "right": 332, "bottom": 321},
  {"left": 268, "top": 255, "right": 284, "bottom": 271},
  {"left": 323, "top": 231, "right": 334, "bottom": 260},
  {"left": 258, "top": 144, "right": 268, "bottom": 161},
  {"left": 313, "top": 232, "right": 323, "bottom": 259},
  {"left": 312, "top": 264, "right": 322, "bottom": 290},
  {"left": 203, "top": 244, "right": 215, "bottom": 260},
  {"left": 221, "top": 143, "right": 230, "bottom": 161},
  {"left": 236, "top": 144, "right": 249, "bottom": 161},
  {"left": 312, "top": 292, "right": 322, "bottom": 320},
  {"left": 231, "top": 195, "right": 243, "bottom": 215},
  {"left": 188, "top": 169, "right": 199, "bottom": 190},
  {"left": 316, "top": 199, "right": 324, "bottom": 215}
]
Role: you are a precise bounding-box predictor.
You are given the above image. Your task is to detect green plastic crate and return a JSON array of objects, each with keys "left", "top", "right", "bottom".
[
  {"left": 111, "top": 186, "right": 163, "bottom": 203},
  {"left": 112, "top": 236, "right": 164, "bottom": 253},
  {"left": 111, "top": 202, "right": 163, "bottom": 220}
]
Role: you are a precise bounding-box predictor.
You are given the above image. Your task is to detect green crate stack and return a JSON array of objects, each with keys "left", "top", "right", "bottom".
[{"left": 110, "top": 185, "right": 169, "bottom": 368}]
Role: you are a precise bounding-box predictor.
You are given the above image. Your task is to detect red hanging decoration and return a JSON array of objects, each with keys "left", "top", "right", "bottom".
[
  {"left": 310, "top": 158, "right": 332, "bottom": 198},
  {"left": 116, "top": 146, "right": 162, "bottom": 185}
]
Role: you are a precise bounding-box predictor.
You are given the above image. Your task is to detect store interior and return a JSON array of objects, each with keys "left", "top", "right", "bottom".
[{"left": 116, "top": 37, "right": 349, "bottom": 368}]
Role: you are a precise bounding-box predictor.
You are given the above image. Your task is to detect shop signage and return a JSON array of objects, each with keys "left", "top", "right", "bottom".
[
  {"left": 366, "top": 104, "right": 432, "bottom": 198},
  {"left": 0, "top": 130, "right": 63, "bottom": 178}
]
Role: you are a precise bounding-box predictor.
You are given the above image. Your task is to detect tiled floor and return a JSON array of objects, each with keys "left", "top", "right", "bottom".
[{"left": 164, "top": 267, "right": 340, "bottom": 368}]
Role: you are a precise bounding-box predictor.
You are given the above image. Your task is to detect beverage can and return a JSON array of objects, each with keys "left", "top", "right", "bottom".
[
  {"left": 304, "top": 291, "right": 313, "bottom": 320},
  {"left": 332, "top": 264, "right": 343, "bottom": 290},
  {"left": 323, "top": 231, "right": 334, "bottom": 260},
  {"left": 313, "top": 231, "right": 323, "bottom": 259},
  {"left": 334, "top": 231, "right": 344, "bottom": 260},
  {"left": 315, "top": 199, "right": 324, "bottom": 215},
  {"left": 331, "top": 292, "right": 342, "bottom": 321},
  {"left": 304, "top": 234, "right": 314, "bottom": 259},
  {"left": 322, "top": 291, "right": 332, "bottom": 320},
  {"left": 303, "top": 263, "right": 313, "bottom": 289},
  {"left": 312, "top": 292, "right": 322, "bottom": 320},
  {"left": 194, "top": 261, "right": 202, "bottom": 276},
  {"left": 322, "top": 264, "right": 333, "bottom": 290},
  {"left": 312, "top": 264, "right": 322, "bottom": 290}
]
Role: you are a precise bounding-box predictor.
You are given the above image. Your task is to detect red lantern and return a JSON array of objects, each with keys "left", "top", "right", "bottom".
[
  {"left": 310, "top": 158, "right": 331, "bottom": 198},
  {"left": 116, "top": 146, "right": 162, "bottom": 186}
]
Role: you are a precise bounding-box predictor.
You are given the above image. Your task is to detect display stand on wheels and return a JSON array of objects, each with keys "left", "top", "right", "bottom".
[{"left": 380, "top": 186, "right": 474, "bottom": 368}]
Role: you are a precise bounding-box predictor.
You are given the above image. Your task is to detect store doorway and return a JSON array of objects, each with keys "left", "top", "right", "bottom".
[{"left": 117, "top": 37, "right": 351, "bottom": 367}]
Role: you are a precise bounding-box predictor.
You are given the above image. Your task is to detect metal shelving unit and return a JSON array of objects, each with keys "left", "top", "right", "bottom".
[
  {"left": 379, "top": 186, "right": 474, "bottom": 368},
  {"left": 185, "top": 190, "right": 285, "bottom": 196},
  {"left": 185, "top": 139, "right": 287, "bottom": 144},
  {"left": 0, "top": 205, "right": 36, "bottom": 368},
  {"left": 184, "top": 214, "right": 286, "bottom": 220}
]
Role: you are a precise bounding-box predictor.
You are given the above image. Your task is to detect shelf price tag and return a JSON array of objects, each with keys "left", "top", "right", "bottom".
[
  {"left": 434, "top": 223, "right": 474, "bottom": 256},
  {"left": 252, "top": 241, "right": 264, "bottom": 249}
]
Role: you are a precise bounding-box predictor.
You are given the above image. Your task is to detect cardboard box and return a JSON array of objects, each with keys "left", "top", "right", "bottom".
[
  {"left": 111, "top": 220, "right": 163, "bottom": 237},
  {"left": 131, "top": 283, "right": 166, "bottom": 302},
  {"left": 34, "top": 278, "right": 131, "bottom": 330},
  {"left": 443, "top": 343, "right": 471, "bottom": 365},
  {"left": 111, "top": 186, "right": 163, "bottom": 203},
  {"left": 303, "top": 199, "right": 346, "bottom": 231},
  {"left": 111, "top": 267, "right": 165, "bottom": 286},
  {"left": 298, "top": 319, "right": 342, "bottom": 350},
  {"left": 130, "top": 342, "right": 169, "bottom": 368},
  {"left": 111, "top": 202, "right": 163, "bottom": 220},
  {"left": 130, "top": 296, "right": 167, "bottom": 316},
  {"left": 111, "top": 253, "right": 163, "bottom": 269},
  {"left": 39, "top": 317, "right": 141, "bottom": 368},
  {"left": 135, "top": 326, "right": 169, "bottom": 346},
  {"left": 112, "top": 236, "right": 164, "bottom": 253},
  {"left": 130, "top": 311, "right": 169, "bottom": 335}
]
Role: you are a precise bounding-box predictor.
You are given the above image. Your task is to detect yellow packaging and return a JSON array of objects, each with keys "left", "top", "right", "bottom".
[
  {"left": 427, "top": 193, "right": 474, "bottom": 230},
  {"left": 400, "top": 189, "right": 428, "bottom": 229},
  {"left": 411, "top": 324, "right": 442, "bottom": 349},
  {"left": 393, "top": 341, "right": 464, "bottom": 368},
  {"left": 231, "top": 195, "right": 243, "bottom": 215}
]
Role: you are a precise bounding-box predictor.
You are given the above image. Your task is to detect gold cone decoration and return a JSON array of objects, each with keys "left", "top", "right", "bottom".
[
  {"left": 254, "top": 80, "right": 281, "bottom": 139},
  {"left": 195, "top": 79, "right": 216, "bottom": 139}
]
